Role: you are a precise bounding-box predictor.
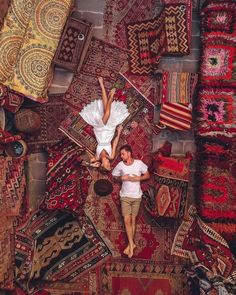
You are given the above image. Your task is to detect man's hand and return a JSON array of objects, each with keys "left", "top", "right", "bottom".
[{"left": 121, "top": 174, "right": 140, "bottom": 181}]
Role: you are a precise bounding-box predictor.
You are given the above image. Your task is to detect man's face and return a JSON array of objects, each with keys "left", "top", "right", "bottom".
[{"left": 120, "top": 149, "right": 131, "bottom": 162}]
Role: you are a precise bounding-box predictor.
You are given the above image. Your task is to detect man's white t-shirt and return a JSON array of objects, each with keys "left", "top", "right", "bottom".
[{"left": 112, "top": 160, "right": 148, "bottom": 198}]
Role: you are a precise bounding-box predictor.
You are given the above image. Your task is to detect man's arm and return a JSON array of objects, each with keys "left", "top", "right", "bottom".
[{"left": 126, "top": 170, "right": 150, "bottom": 182}]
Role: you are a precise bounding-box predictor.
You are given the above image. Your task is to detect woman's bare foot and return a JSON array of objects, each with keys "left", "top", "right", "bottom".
[
  {"left": 123, "top": 245, "right": 129, "bottom": 255},
  {"left": 128, "top": 244, "right": 136, "bottom": 258},
  {"left": 108, "top": 88, "right": 116, "bottom": 101}
]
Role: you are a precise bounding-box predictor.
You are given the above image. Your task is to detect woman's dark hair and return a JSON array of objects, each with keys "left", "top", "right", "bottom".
[{"left": 119, "top": 144, "right": 132, "bottom": 154}]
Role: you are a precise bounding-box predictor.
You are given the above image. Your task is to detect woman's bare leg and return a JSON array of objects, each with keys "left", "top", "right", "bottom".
[
  {"left": 102, "top": 88, "right": 115, "bottom": 125},
  {"left": 98, "top": 77, "right": 108, "bottom": 111}
]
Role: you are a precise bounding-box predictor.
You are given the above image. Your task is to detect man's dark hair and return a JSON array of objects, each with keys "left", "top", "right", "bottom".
[{"left": 120, "top": 144, "right": 132, "bottom": 154}]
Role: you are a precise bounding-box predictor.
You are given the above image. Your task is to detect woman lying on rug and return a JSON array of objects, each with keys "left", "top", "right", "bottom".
[{"left": 80, "top": 77, "right": 129, "bottom": 171}]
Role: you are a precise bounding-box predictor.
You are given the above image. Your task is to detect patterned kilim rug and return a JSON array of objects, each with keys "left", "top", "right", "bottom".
[
  {"left": 15, "top": 210, "right": 112, "bottom": 291},
  {"left": 160, "top": 71, "right": 198, "bottom": 104},
  {"left": 195, "top": 135, "right": 236, "bottom": 222},
  {"left": 126, "top": 11, "right": 166, "bottom": 75},
  {"left": 103, "top": 0, "right": 158, "bottom": 48},
  {"left": 171, "top": 206, "right": 236, "bottom": 278},
  {"left": 143, "top": 155, "right": 191, "bottom": 220},
  {"left": 0, "top": 216, "right": 15, "bottom": 290},
  {"left": 60, "top": 74, "right": 154, "bottom": 157},
  {"left": 62, "top": 37, "right": 128, "bottom": 111},
  {"left": 99, "top": 259, "right": 189, "bottom": 295},
  {"left": 39, "top": 138, "right": 91, "bottom": 213},
  {"left": 162, "top": 0, "right": 192, "bottom": 52},
  {"left": 24, "top": 93, "right": 70, "bottom": 153},
  {"left": 120, "top": 65, "right": 157, "bottom": 106},
  {"left": 0, "top": 156, "right": 27, "bottom": 217},
  {"left": 164, "top": 2, "right": 191, "bottom": 56}
]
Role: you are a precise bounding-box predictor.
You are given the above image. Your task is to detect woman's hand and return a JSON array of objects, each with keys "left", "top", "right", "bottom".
[
  {"left": 117, "top": 125, "right": 123, "bottom": 135},
  {"left": 98, "top": 77, "right": 103, "bottom": 84}
]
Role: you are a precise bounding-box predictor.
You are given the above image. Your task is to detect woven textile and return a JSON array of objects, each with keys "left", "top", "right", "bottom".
[
  {"left": 15, "top": 210, "right": 111, "bottom": 286},
  {"left": 161, "top": 71, "right": 198, "bottom": 104},
  {"left": 0, "top": 217, "right": 15, "bottom": 290},
  {"left": 126, "top": 12, "right": 166, "bottom": 75},
  {"left": 40, "top": 138, "right": 91, "bottom": 213},
  {"left": 53, "top": 14, "right": 92, "bottom": 72},
  {"left": 196, "top": 87, "right": 235, "bottom": 128},
  {"left": 60, "top": 74, "right": 152, "bottom": 156},
  {"left": 200, "top": 33, "right": 236, "bottom": 87},
  {"left": 164, "top": 3, "right": 190, "bottom": 56},
  {"left": 0, "top": 156, "right": 27, "bottom": 217},
  {"left": 0, "top": 0, "right": 72, "bottom": 102},
  {"left": 201, "top": 1, "right": 236, "bottom": 35},
  {"left": 63, "top": 38, "right": 128, "bottom": 110},
  {"left": 171, "top": 206, "right": 235, "bottom": 278},
  {"left": 103, "top": 0, "right": 157, "bottom": 48},
  {"left": 143, "top": 155, "right": 190, "bottom": 220},
  {"left": 0, "top": 84, "right": 24, "bottom": 113},
  {"left": 159, "top": 102, "right": 192, "bottom": 131},
  {"left": 99, "top": 259, "right": 188, "bottom": 295},
  {"left": 33, "top": 271, "right": 99, "bottom": 295},
  {"left": 0, "top": 0, "right": 10, "bottom": 30},
  {"left": 195, "top": 135, "right": 236, "bottom": 222},
  {"left": 23, "top": 93, "right": 70, "bottom": 153},
  {"left": 163, "top": 0, "right": 192, "bottom": 48},
  {"left": 120, "top": 65, "right": 157, "bottom": 106}
]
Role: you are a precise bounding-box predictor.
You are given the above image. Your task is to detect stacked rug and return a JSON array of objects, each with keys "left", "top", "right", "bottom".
[{"left": 192, "top": 0, "right": 236, "bottom": 279}]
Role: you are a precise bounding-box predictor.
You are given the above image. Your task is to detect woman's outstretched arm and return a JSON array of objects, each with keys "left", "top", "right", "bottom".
[{"left": 110, "top": 125, "right": 123, "bottom": 160}]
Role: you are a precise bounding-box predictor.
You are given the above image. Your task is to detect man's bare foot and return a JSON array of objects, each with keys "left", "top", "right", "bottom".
[
  {"left": 123, "top": 245, "right": 129, "bottom": 255},
  {"left": 128, "top": 244, "right": 136, "bottom": 258}
]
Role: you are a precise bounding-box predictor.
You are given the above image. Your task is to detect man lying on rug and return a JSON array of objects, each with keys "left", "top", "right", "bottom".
[
  {"left": 80, "top": 77, "right": 129, "bottom": 171},
  {"left": 112, "top": 144, "right": 150, "bottom": 258}
]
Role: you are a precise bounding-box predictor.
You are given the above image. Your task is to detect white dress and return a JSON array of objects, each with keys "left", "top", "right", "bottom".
[{"left": 79, "top": 99, "right": 129, "bottom": 157}]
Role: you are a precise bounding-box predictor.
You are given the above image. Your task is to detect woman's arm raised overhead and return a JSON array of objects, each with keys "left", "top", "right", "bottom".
[{"left": 110, "top": 125, "right": 123, "bottom": 160}]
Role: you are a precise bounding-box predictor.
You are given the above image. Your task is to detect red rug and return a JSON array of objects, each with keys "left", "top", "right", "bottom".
[
  {"left": 62, "top": 37, "right": 128, "bottom": 111},
  {"left": 39, "top": 138, "right": 91, "bottom": 213},
  {"left": 164, "top": 2, "right": 191, "bottom": 56},
  {"left": 126, "top": 12, "right": 166, "bottom": 75},
  {"left": 0, "top": 216, "right": 15, "bottom": 290},
  {"left": 172, "top": 206, "right": 236, "bottom": 278},
  {"left": 201, "top": 1, "right": 236, "bottom": 35},
  {"left": 0, "top": 156, "right": 27, "bottom": 217},
  {"left": 195, "top": 135, "right": 236, "bottom": 222},
  {"left": 103, "top": 0, "right": 157, "bottom": 48},
  {"left": 161, "top": 71, "right": 198, "bottom": 104},
  {"left": 143, "top": 155, "right": 191, "bottom": 220},
  {"left": 99, "top": 259, "right": 188, "bottom": 295},
  {"left": 24, "top": 93, "right": 70, "bottom": 153},
  {"left": 162, "top": 0, "right": 192, "bottom": 50},
  {"left": 200, "top": 33, "right": 236, "bottom": 87},
  {"left": 196, "top": 87, "right": 234, "bottom": 128},
  {"left": 120, "top": 66, "right": 157, "bottom": 106}
]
